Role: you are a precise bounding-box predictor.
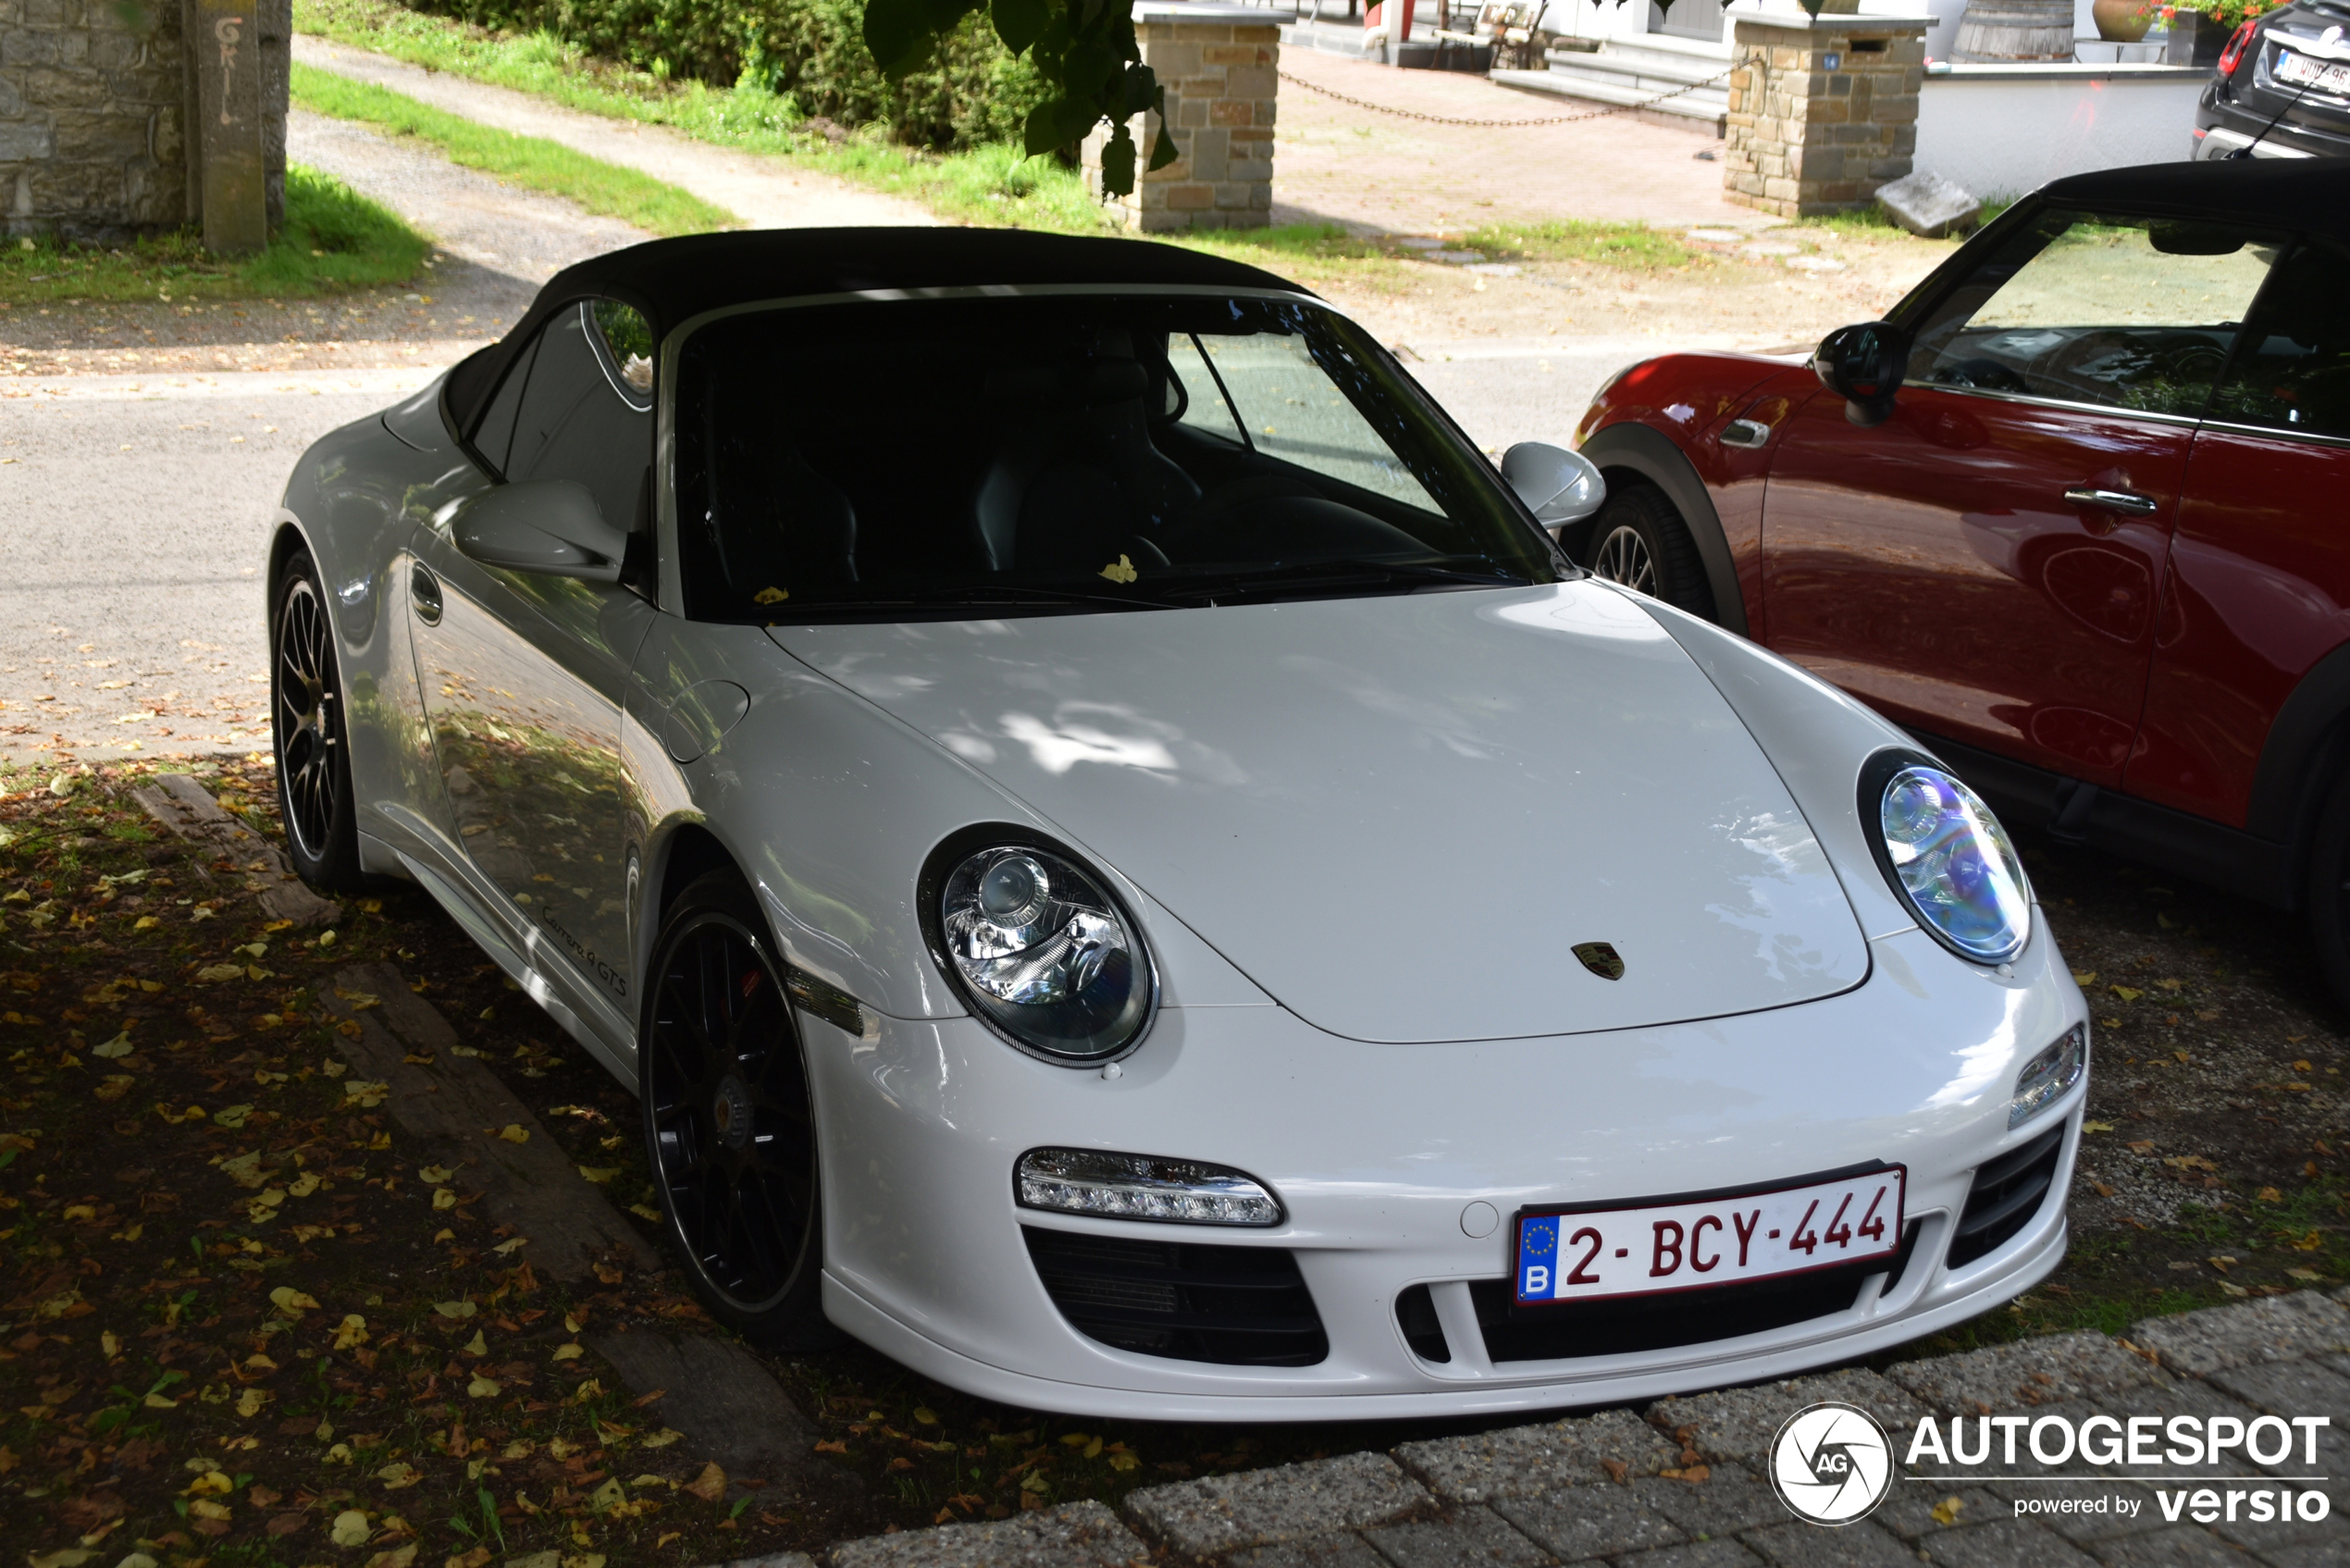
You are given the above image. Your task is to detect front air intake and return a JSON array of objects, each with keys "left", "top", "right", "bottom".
[
  {"left": 1948, "top": 1123, "right": 2065, "bottom": 1266},
  {"left": 1021, "top": 1227, "right": 1329, "bottom": 1365}
]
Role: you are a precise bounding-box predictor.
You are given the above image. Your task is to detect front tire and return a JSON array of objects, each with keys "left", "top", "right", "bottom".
[
  {"left": 272, "top": 549, "right": 363, "bottom": 891},
  {"left": 2306, "top": 768, "right": 2350, "bottom": 1017},
  {"left": 640, "top": 869, "right": 832, "bottom": 1345},
  {"left": 1581, "top": 482, "right": 1714, "bottom": 620}
]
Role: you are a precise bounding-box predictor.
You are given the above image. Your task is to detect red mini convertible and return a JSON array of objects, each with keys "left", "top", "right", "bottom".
[{"left": 1573, "top": 161, "right": 2350, "bottom": 999}]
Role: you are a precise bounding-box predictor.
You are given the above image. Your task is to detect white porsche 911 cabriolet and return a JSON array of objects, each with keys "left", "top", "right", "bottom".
[{"left": 269, "top": 228, "right": 2088, "bottom": 1420}]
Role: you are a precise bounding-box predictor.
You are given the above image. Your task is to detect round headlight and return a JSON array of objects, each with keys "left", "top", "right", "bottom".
[
  {"left": 1862, "top": 755, "right": 2031, "bottom": 964},
  {"left": 927, "top": 837, "right": 1154, "bottom": 1062}
]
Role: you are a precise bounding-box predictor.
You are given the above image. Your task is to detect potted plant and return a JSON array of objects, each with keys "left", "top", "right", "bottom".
[
  {"left": 2165, "top": 0, "right": 2270, "bottom": 66},
  {"left": 2093, "top": 0, "right": 2158, "bottom": 39}
]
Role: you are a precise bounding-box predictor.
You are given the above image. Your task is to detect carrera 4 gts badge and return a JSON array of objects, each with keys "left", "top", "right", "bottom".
[{"left": 1573, "top": 941, "right": 1626, "bottom": 981}]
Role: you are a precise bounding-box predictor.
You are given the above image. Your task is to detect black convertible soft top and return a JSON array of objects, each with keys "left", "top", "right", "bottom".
[
  {"left": 2037, "top": 157, "right": 2350, "bottom": 241},
  {"left": 444, "top": 227, "right": 1309, "bottom": 432}
]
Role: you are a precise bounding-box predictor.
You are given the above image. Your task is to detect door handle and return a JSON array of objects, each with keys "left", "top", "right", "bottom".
[
  {"left": 1720, "top": 418, "right": 1773, "bottom": 450},
  {"left": 411, "top": 562, "right": 443, "bottom": 625},
  {"left": 2063, "top": 488, "right": 2158, "bottom": 517}
]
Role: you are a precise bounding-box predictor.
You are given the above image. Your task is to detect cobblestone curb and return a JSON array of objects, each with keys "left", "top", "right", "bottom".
[{"left": 678, "top": 1291, "right": 2350, "bottom": 1568}]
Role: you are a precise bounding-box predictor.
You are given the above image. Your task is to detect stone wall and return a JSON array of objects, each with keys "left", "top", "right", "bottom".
[
  {"left": 1723, "top": 12, "right": 1928, "bottom": 218},
  {"left": 1082, "top": 3, "right": 1278, "bottom": 234},
  {"left": 0, "top": 0, "right": 285, "bottom": 244}
]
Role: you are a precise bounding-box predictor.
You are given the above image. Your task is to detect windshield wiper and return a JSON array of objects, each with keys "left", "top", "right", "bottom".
[
  {"left": 1156, "top": 558, "right": 1530, "bottom": 602},
  {"left": 784, "top": 583, "right": 1168, "bottom": 616}
]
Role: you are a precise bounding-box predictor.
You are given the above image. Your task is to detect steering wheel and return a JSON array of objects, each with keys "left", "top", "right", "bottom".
[{"left": 1935, "top": 357, "right": 2031, "bottom": 394}]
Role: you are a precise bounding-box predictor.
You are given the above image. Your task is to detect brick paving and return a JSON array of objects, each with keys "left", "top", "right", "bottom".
[
  {"left": 1271, "top": 45, "right": 1764, "bottom": 236},
  {"left": 765, "top": 1289, "right": 2350, "bottom": 1568}
]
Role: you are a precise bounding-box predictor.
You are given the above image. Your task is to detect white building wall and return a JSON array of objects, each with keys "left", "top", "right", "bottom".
[{"left": 1912, "top": 68, "right": 2207, "bottom": 198}]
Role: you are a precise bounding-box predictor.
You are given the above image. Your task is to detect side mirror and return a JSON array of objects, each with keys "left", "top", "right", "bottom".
[
  {"left": 453, "top": 479, "right": 626, "bottom": 583},
  {"left": 1502, "top": 441, "right": 1606, "bottom": 526},
  {"left": 1813, "top": 321, "right": 1911, "bottom": 428}
]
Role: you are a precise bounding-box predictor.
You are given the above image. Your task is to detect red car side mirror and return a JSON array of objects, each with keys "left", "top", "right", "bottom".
[{"left": 1814, "top": 321, "right": 1911, "bottom": 428}]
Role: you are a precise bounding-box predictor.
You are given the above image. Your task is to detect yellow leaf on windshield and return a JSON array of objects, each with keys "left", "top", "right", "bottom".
[
  {"left": 754, "top": 586, "right": 789, "bottom": 605},
  {"left": 1099, "top": 555, "right": 1139, "bottom": 585}
]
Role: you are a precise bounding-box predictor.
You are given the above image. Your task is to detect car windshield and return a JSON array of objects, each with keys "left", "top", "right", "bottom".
[{"left": 670, "top": 292, "right": 1558, "bottom": 621}]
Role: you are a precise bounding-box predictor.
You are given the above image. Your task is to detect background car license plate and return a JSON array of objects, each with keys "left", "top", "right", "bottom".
[
  {"left": 1515, "top": 1167, "right": 1905, "bottom": 1304},
  {"left": 2277, "top": 50, "right": 2350, "bottom": 93}
]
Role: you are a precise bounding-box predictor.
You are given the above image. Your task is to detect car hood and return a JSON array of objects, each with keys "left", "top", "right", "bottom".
[{"left": 768, "top": 583, "right": 1870, "bottom": 1043}]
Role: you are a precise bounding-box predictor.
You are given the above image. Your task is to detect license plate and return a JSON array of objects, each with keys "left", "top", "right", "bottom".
[
  {"left": 2277, "top": 49, "right": 2350, "bottom": 93},
  {"left": 1515, "top": 1166, "right": 1905, "bottom": 1305}
]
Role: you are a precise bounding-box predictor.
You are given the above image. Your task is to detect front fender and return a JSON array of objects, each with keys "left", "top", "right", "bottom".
[{"left": 1577, "top": 420, "right": 1751, "bottom": 639}]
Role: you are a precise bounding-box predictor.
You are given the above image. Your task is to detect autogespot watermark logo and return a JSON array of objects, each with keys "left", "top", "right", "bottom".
[
  {"left": 1769, "top": 1401, "right": 1896, "bottom": 1525},
  {"left": 1766, "top": 1401, "right": 2337, "bottom": 1530}
]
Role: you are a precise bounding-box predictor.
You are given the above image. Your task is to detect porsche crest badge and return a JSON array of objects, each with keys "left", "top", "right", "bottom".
[{"left": 1572, "top": 941, "right": 1626, "bottom": 981}]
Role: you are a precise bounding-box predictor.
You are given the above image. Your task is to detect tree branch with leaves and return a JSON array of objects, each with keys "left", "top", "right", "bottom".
[{"left": 863, "top": 0, "right": 1180, "bottom": 195}]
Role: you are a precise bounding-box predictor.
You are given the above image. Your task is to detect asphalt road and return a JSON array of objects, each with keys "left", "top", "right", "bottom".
[{"left": 0, "top": 370, "right": 438, "bottom": 767}]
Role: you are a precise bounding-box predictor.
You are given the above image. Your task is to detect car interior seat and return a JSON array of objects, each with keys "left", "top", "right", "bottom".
[{"left": 972, "top": 328, "right": 1203, "bottom": 573}]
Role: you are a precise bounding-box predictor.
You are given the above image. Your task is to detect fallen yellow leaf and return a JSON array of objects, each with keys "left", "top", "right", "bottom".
[
  {"left": 681, "top": 1462, "right": 727, "bottom": 1502},
  {"left": 269, "top": 1286, "right": 320, "bottom": 1317},
  {"left": 495, "top": 1124, "right": 528, "bottom": 1144},
  {"left": 434, "top": 1300, "right": 477, "bottom": 1318},
  {"left": 551, "top": 1343, "right": 584, "bottom": 1362},
  {"left": 467, "top": 1375, "right": 501, "bottom": 1398}
]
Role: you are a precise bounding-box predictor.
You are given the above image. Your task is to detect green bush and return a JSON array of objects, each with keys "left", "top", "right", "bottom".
[{"left": 405, "top": 0, "right": 1046, "bottom": 149}]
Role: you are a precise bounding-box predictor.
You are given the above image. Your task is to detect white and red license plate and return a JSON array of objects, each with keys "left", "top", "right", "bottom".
[
  {"left": 1514, "top": 1167, "right": 1906, "bottom": 1304},
  {"left": 2277, "top": 48, "right": 2350, "bottom": 94}
]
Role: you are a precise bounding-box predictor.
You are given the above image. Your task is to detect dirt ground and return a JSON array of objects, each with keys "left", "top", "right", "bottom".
[{"left": 1, "top": 749, "right": 2344, "bottom": 1566}]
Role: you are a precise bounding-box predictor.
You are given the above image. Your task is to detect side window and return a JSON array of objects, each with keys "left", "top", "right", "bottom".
[
  {"left": 1906, "top": 209, "right": 2282, "bottom": 417},
  {"left": 470, "top": 334, "right": 539, "bottom": 475},
  {"left": 506, "top": 302, "right": 655, "bottom": 531},
  {"left": 1166, "top": 333, "right": 1246, "bottom": 446},
  {"left": 2208, "top": 237, "right": 2350, "bottom": 440}
]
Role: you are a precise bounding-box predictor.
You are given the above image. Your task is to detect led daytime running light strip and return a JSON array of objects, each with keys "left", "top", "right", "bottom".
[{"left": 1016, "top": 1148, "right": 1283, "bottom": 1227}]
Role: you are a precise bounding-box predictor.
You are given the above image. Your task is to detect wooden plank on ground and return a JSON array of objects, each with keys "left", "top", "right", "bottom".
[
  {"left": 319, "top": 961, "right": 824, "bottom": 1496},
  {"left": 130, "top": 771, "right": 343, "bottom": 927}
]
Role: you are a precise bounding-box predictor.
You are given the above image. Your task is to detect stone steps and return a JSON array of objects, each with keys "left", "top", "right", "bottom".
[{"left": 1486, "top": 37, "right": 1733, "bottom": 130}]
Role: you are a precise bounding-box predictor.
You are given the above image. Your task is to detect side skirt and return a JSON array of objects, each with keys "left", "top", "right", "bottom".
[{"left": 1911, "top": 731, "right": 2296, "bottom": 910}]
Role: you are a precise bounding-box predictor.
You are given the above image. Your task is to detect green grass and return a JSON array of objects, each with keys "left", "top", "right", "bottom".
[
  {"left": 0, "top": 164, "right": 429, "bottom": 304},
  {"left": 294, "top": 0, "right": 1119, "bottom": 236},
  {"left": 290, "top": 60, "right": 739, "bottom": 237},
  {"left": 1464, "top": 218, "right": 1711, "bottom": 271}
]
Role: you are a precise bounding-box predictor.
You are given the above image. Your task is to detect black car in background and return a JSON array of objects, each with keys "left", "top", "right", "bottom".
[{"left": 2195, "top": 0, "right": 2350, "bottom": 159}]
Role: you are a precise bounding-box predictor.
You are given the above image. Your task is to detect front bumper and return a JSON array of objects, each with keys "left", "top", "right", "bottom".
[{"left": 805, "top": 920, "right": 2086, "bottom": 1421}]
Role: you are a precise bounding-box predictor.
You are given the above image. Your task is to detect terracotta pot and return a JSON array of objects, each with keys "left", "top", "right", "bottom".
[{"left": 2093, "top": 0, "right": 2156, "bottom": 41}]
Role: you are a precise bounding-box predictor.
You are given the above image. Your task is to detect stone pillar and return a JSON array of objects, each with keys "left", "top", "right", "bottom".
[
  {"left": 1082, "top": 1, "right": 1278, "bottom": 233},
  {"left": 1721, "top": 5, "right": 1932, "bottom": 218},
  {"left": 181, "top": 0, "right": 284, "bottom": 253},
  {"left": 0, "top": 0, "right": 191, "bottom": 243}
]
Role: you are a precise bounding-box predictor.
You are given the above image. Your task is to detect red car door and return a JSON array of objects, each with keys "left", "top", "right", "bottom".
[
  {"left": 2129, "top": 233, "right": 2350, "bottom": 829},
  {"left": 1760, "top": 207, "right": 2284, "bottom": 786}
]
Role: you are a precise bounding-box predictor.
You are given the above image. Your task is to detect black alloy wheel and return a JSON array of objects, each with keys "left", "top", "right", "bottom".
[
  {"left": 641, "top": 870, "right": 831, "bottom": 1343},
  {"left": 272, "top": 549, "right": 362, "bottom": 889},
  {"left": 1580, "top": 482, "right": 1714, "bottom": 620}
]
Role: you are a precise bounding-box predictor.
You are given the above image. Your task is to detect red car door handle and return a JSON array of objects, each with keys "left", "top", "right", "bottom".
[
  {"left": 2064, "top": 487, "right": 2159, "bottom": 517},
  {"left": 1721, "top": 418, "right": 1773, "bottom": 450}
]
